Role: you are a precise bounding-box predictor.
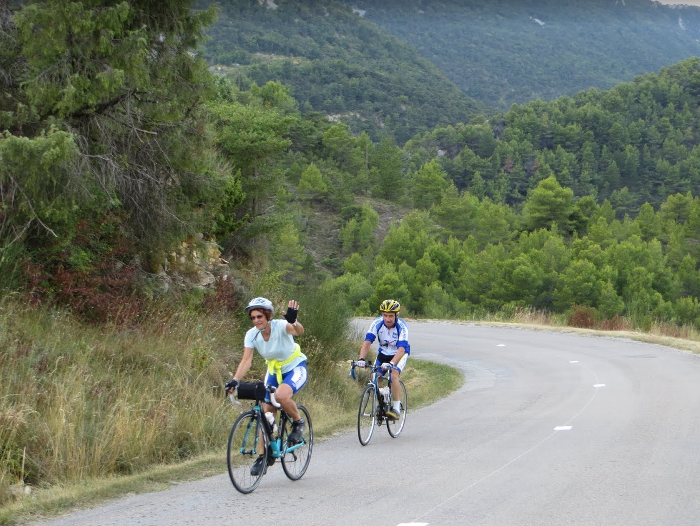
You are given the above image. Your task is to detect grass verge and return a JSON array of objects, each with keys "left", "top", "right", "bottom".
[{"left": 1, "top": 359, "right": 462, "bottom": 526}]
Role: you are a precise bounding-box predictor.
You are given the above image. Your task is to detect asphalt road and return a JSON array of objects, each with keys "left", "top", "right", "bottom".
[{"left": 32, "top": 321, "right": 700, "bottom": 526}]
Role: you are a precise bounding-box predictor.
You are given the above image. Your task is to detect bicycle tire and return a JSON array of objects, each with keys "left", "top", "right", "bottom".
[
  {"left": 357, "top": 384, "right": 376, "bottom": 446},
  {"left": 227, "top": 410, "right": 268, "bottom": 494},
  {"left": 281, "top": 404, "right": 313, "bottom": 481},
  {"left": 386, "top": 380, "right": 407, "bottom": 438}
]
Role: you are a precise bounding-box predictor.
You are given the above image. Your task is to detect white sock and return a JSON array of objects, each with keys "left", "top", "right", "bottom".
[{"left": 392, "top": 401, "right": 401, "bottom": 413}]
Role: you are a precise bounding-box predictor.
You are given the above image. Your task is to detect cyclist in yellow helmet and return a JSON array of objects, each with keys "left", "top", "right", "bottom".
[{"left": 357, "top": 299, "right": 410, "bottom": 420}]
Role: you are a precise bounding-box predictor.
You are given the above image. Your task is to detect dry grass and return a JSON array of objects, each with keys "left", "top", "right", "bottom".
[
  {"left": 0, "top": 359, "right": 459, "bottom": 526},
  {"left": 430, "top": 306, "right": 700, "bottom": 355},
  {"left": 0, "top": 295, "right": 459, "bottom": 525}
]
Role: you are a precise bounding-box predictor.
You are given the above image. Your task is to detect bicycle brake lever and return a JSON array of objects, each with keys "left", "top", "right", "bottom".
[{"left": 267, "top": 386, "right": 282, "bottom": 409}]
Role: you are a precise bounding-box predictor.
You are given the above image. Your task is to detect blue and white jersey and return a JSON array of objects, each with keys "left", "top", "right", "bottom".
[{"left": 363, "top": 317, "right": 410, "bottom": 356}]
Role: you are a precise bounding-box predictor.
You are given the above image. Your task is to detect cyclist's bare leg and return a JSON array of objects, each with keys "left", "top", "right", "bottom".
[
  {"left": 389, "top": 368, "right": 401, "bottom": 404},
  {"left": 274, "top": 383, "right": 301, "bottom": 421},
  {"left": 257, "top": 403, "right": 275, "bottom": 452}
]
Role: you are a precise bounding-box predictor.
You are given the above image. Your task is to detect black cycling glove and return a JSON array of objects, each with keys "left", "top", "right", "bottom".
[
  {"left": 284, "top": 307, "right": 298, "bottom": 324},
  {"left": 224, "top": 379, "right": 238, "bottom": 394}
]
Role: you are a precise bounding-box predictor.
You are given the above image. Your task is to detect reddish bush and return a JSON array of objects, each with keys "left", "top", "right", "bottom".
[
  {"left": 23, "top": 211, "right": 146, "bottom": 326},
  {"left": 599, "top": 315, "right": 628, "bottom": 331},
  {"left": 567, "top": 304, "right": 597, "bottom": 328},
  {"left": 201, "top": 275, "right": 240, "bottom": 313}
]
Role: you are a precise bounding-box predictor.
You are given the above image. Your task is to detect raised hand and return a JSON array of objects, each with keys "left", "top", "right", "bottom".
[{"left": 284, "top": 299, "right": 299, "bottom": 324}]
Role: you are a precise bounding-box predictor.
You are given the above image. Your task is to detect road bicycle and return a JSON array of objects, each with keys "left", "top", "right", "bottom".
[
  {"left": 350, "top": 361, "right": 407, "bottom": 445},
  {"left": 227, "top": 381, "right": 313, "bottom": 494}
]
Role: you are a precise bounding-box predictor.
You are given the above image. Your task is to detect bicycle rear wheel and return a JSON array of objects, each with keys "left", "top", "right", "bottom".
[
  {"left": 386, "top": 380, "right": 407, "bottom": 438},
  {"left": 357, "top": 384, "right": 376, "bottom": 445},
  {"left": 281, "top": 404, "right": 313, "bottom": 481},
  {"left": 227, "top": 410, "right": 268, "bottom": 494}
]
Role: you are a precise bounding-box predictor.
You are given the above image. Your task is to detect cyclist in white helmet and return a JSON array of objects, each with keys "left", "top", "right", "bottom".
[
  {"left": 356, "top": 299, "right": 410, "bottom": 420},
  {"left": 225, "top": 297, "right": 307, "bottom": 476}
]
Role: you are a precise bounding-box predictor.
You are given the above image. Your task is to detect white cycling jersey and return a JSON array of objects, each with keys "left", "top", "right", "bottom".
[{"left": 363, "top": 316, "right": 410, "bottom": 357}]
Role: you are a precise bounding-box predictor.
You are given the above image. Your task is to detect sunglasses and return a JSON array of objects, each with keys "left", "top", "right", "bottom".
[{"left": 250, "top": 314, "right": 265, "bottom": 320}]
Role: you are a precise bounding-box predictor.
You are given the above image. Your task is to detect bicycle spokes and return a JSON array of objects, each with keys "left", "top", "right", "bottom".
[
  {"left": 227, "top": 411, "right": 268, "bottom": 494},
  {"left": 281, "top": 404, "right": 313, "bottom": 481},
  {"left": 386, "top": 380, "right": 407, "bottom": 438},
  {"left": 227, "top": 403, "right": 313, "bottom": 493},
  {"left": 357, "top": 384, "right": 377, "bottom": 445}
]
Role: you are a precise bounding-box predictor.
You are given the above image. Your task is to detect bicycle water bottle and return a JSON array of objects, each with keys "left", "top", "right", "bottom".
[
  {"left": 379, "top": 387, "right": 390, "bottom": 405},
  {"left": 265, "top": 411, "right": 278, "bottom": 433}
]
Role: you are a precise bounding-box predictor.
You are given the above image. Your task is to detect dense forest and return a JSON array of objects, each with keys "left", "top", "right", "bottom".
[{"left": 309, "top": 58, "right": 700, "bottom": 330}]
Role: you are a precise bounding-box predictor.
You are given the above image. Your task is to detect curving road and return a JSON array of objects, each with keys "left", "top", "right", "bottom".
[{"left": 33, "top": 321, "right": 700, "bottom": 526}]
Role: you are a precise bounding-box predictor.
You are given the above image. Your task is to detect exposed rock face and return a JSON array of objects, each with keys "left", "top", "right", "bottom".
[
  {"left": 158, "top": 235, "right": 234, "bottom": 292},
  {"left": 257, "top": 0, "right": 278, "bottom": 10}
]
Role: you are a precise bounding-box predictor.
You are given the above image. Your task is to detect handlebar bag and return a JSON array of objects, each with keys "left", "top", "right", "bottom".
[{"left": 237, "top": 381, "right": 266, "bottom": 400}]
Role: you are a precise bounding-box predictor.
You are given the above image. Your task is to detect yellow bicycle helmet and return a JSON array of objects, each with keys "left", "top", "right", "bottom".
[{"left": 379, "top": 299, "right": 401, "bottom": 313}]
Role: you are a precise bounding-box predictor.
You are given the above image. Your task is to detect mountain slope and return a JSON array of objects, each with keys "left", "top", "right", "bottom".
[
  {"left": 198, "top": 0, "right": 485, "bottom": 144},
  {"left": 339, "top": 0, "right": 700, "bottom": 109}
]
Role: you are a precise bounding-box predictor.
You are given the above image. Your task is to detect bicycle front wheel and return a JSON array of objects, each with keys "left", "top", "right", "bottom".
[
  {"left": 281, "top": 404, "right": 313, "bottom": 481},
  {"left": 227, "top": 410, "right": 268, "bottom": 494},
  {"left": 357, "top": 384, "right": 376, "bottom": 446},
  {"left": 386, "top": 380, "right": 407, "bottom": 438}
]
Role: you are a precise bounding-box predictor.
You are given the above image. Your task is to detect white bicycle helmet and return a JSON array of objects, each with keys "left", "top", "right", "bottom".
[{"left": 245, "top": 297, "right": 274, "bottom": 313}]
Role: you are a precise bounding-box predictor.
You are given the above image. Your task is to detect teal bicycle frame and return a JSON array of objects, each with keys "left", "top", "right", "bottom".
[{"left": 227, "top": 382, "right": 313, "bottom": 493}]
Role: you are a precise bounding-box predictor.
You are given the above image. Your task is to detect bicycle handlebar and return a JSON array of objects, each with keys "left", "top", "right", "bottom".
[
  {"left": 350, "top": 360, "right": 395, "bottom": 380},
  {"left": 228, "top": 384, "right": 281, "bottom": 408}
]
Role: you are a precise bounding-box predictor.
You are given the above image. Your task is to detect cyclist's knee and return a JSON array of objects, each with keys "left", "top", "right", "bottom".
[{"left": 275, "top": 386, "right": 294, "bottom": 403}]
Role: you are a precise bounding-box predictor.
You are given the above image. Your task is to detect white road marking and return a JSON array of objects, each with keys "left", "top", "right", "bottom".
[
  {"left": 398, "top": 523, "right": 429, "bottom": 526},
  {"left": 593, "top": 384, "right": 606, "bottom": 387},
  {"left": 570, "top": 360, "right": 579, "bottom": 363},
  {"left": 554, "top": 426, "right": 573, "bottom": 430},
  {"left": 497, "top": 344, "right": 505, "bottom": 346}
]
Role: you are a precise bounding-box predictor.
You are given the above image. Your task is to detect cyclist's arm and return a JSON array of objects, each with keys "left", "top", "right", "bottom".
[
  {"left": 285, "top": 320, "right": 304, "bottom": 336},
  {"left": 389, "top": 347, "right": 406, "bottom": 367},
  {"left": 232, "top": 346, "right": 255, "bottom": 382},
  {"left": 358, "top": 339, "right": 372, "bottom": 360}
]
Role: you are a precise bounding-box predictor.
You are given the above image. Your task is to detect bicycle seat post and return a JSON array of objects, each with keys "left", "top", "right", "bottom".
[{"left": 270, "top": 431, "right": 280, "bottom": 457}]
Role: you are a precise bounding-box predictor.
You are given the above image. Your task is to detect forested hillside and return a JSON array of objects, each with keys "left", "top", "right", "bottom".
[
  {"left": 303, "top": 57, "right": 700, "bottom": 330},
  {"left": 340, "top": 0, "right": 700, "bottom": 108},
  {"left": 197, "top": 0, "right": 484, "bottom": 143},
  {"left": 5, "top": 0, "right": 700, "bottom": 327},
  {"left": 198, "top": 0, "right": 700, "bottom": 142}
]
